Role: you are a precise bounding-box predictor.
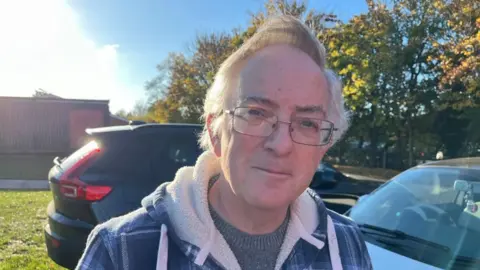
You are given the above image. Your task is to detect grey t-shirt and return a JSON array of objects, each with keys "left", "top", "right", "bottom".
[{"left": 208, "top": 176, "right": 290, "bottom": 270}]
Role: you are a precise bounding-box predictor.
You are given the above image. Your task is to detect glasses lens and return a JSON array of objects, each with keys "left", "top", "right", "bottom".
[
  {"left": 291, "top": 118, "right": 333, "bottom": 146},
  {"left": 232, "top": 107, "right": 275, "bottom": 137}
]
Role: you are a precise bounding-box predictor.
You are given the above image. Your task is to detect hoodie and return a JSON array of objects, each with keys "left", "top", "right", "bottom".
[{"left": 76, "top": 151, "right": 373, "bottom": 270}]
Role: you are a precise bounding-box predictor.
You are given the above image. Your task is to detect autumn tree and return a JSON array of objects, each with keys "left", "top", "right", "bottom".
[
  {"left": 146, "top": 33, "right": 234, "bottom": 123},
  {"left": 321, "top": 1, "right": 401, "bottom": 167},
  {"left": 432, "top": 0, "right": 479, "bottom": 108},
  {"left": 114, "top": 100, "right": 157, "bottom": 123},
  {"left": 142, "top": 0, "right": 480, "bottom": 167},
  {"left": 386, "top": 0, "right": 446, "bottom": 166},
  {"left": 410, "top": 0, "right": 480, "bottom": 158},
  {"left": 233, "top": 0, "right": 339, "bottom": 48},
  {"left": 147, "top": 0, "right": 338, "bottom": 124},
  {"left": 32, "top": 88, "right": 61, "bottom": 98}
]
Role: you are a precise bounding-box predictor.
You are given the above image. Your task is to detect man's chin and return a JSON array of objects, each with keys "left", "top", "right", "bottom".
[{"left": 246, "top": 193, "right": 292, "bottom": 211}]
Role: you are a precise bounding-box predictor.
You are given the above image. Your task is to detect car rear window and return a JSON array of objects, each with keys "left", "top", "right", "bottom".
[
  {"left": 72, "top": 128, "right": 202, "bottom": 184},
  {"left": 60, "top": 140, "right": 99, "bottom": 170},
  {"left": 167, "top": 135, "right": 202, "bottom": 165},
  {"left": 151, "top": 129, "right": 202, "bottom": 182},
  {"left": 84, "top": 135, "right": 154, "bottom": 178}
]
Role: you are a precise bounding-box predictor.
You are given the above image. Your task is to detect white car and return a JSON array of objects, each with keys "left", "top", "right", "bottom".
[{"left": 346, "top": 157, "right": 480, "bottom": 270}]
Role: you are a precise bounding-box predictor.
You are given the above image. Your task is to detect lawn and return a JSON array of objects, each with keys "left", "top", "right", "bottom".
[{"left": 0, "top": 191, "right": 65, "bottom": 270}]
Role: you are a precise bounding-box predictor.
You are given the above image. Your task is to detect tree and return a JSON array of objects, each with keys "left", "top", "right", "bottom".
[
  {"left": 114, "top": 109, "right": 130, "bottom": 119},
  {"left": 233, "top": 0, "right": 340, "bottom": 48},
  {"left": 418, "top": 0, "right": 480, "bottom": 157},
  {"left": 382, "top": 0, "right": 445, "bottom": 166},
  {"left": 114, "top": 100, "right": 156, "bottom": 123},
  {"left": 146, "top": 32, "right": 235, "bottom": 123},
  {"left": 32, "top": 88, "right": 61, "bottom": 98},
  {"left": 145, "top": 0, "right": 339, "bottom": 124},
  {"left": 141, "top": 0, "right": 480, "bottom": 167},
  {"left": 322, "top": 2, "right": 401, "bottom": 167},
  {"left": 431, "top": 0, "right": 479, "bottom": 109}
]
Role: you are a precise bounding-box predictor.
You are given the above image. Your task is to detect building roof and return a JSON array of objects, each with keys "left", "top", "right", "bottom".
[
  {"left": 86, "top": 123, "right": 202, "bottom": 135},
  {"left": 0, "top": 95, "right": 110, "bottom": 105}
]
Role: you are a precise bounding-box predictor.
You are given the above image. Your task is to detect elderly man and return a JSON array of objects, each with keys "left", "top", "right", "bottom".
[{"left": 76, "top": 15, "right": 372, "bottom": 270}]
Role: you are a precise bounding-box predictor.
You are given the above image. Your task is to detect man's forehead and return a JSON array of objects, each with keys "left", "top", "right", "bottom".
[
  {"left": 237, "top": 47, "right": 326, "bottom": 90},
  {"left": 237, "top": 96, "right": 277, "bottom": 107},
  {"left": 228, "top": 45, "right": 329, "bottom": 115},
  {"left": 240, "top": 45, "right": 322, "bottom": 73}
]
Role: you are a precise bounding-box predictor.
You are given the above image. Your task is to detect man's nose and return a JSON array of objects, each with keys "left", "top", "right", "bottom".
[{"left": 263, "top": 121, "right": 293, "bottom": 156}]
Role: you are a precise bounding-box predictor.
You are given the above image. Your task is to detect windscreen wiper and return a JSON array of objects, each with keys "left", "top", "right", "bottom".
[
  {"left": 452, "top": 255, "right": 480, "bottom": 264},
  {"left": 358, "top": 223, "right": 451, "bottom": 253}
]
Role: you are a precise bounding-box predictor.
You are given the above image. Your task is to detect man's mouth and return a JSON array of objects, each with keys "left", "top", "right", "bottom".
[{"left": 253, "top": 166, "right": 292, "bottom": 176}]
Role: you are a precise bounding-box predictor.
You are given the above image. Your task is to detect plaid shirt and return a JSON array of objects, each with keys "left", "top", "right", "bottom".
[{"left": 76, "top": 188, "right": 372, "bottom": 270}]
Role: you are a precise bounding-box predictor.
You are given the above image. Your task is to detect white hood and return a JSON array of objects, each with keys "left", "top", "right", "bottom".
[
  {"left": 154, "top": 151, "right": 343, "bottom": 270},
  {"left": 366, "top": 242, "right": 443, "bottom": 270}
]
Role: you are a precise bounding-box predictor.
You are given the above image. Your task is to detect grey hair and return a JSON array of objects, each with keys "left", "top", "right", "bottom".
[{"left": 198, "top": 15, "right": 350, "bottom": 151}]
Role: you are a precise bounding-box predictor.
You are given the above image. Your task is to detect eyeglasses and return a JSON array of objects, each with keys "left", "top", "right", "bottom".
[{"left": 225, "top": 107, "right": 337, "bottom": 146}]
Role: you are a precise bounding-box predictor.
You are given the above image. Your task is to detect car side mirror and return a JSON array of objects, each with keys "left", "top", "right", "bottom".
[{"left": 454, "top": 180, "right": 470, "bottom": 192}]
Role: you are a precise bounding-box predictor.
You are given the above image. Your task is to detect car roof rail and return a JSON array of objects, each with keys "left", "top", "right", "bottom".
[{"left": 129, "top": 120, "right": 146, "bottom": 126}]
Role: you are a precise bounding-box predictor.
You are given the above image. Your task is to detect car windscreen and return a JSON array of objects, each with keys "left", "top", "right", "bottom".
[{"left": 349, "top": 167, "right": 480, "bottom": 267}]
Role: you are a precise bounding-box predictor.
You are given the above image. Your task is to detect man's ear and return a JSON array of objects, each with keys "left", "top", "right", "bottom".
[{"left": 206, "top": 114, "right": 222, "bottom": 157}]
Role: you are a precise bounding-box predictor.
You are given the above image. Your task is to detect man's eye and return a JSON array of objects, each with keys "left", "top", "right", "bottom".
[
  {"left": 247, "top": 108, "right": 266, "bottom": 117},
  {"left": 300, "top": 120, "right": 319, "bottom": 130}
]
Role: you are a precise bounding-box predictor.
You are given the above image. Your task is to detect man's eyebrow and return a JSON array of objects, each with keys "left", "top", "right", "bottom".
[
  {"left": 237, "top": 96, "right": 326, "bottom": 116},
  {"left": 295, "top": 105, "right": 326, "bottom": 117},
  {"left": 238, "top": 96, "right": 279, "bottom": 108}
]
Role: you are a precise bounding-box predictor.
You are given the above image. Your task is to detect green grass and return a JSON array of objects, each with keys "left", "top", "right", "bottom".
[
  {"left": 0, "top": 191, "right": 65, "bottom": 270},
  {"left": 0, "top": 154, "right": 59, "bottom": 180}
]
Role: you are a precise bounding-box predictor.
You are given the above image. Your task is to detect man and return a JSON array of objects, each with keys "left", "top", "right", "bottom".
[{"left": 76, "top": 15, "right": 372, "bottom": 270}]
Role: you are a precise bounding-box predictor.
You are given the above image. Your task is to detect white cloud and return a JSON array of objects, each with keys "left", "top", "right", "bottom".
[{"left": 0, "top": 0, "right": 139, "bottom": 112}]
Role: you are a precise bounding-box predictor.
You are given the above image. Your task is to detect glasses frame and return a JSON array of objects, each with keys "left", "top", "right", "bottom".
[{"left": 224, "top": 107, "right": 338, "bottom": 146}]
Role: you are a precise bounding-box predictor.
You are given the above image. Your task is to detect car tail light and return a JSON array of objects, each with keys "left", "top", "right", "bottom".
[
  {"left": 59, "top": 181, "right": 112, "bottom": 201},
  {"left": 59, "top": 141, "right": 112, "bottom": 201}
]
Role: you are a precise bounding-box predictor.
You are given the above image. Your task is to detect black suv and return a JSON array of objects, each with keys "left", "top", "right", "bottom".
[
  {"left": 44, "top": 123, "right": 353, "bottom": 269},
  {"left": 44, "top": 123, "right": 203, "bottom": 269}
]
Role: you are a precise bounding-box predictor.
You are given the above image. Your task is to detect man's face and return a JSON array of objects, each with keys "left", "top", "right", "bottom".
[{"left": 215, "top": 44, "right": 331, "bottom": 210}]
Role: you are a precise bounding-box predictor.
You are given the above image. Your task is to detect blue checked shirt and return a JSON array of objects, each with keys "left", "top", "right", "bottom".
[{"left": 76, "top": 188, "right": 373, "bottom": 270}]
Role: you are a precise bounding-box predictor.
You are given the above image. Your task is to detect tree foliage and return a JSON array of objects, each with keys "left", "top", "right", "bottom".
[
  {"left": 131, "top": 0, "right": 480, "bottom": 169},
  {"left": 145, "top": 33, "right": 234, "bottom": 123},
  {"left": 432, "top": 0, "right": 479, "bottom": 109}
]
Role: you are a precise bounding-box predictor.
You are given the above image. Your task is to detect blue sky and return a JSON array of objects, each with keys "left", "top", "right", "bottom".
[{"left": 0, "top": 0, "right": 367, "bottom": 112}]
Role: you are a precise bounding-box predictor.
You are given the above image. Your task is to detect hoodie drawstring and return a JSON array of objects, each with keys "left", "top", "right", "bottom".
[
  {"left": 327, "top": 215, "right": 343, "bottom": 270},
  {"left": 156, "top": 224, "right": 169, "bottom": 270},
  {"left": 156, "top": 216, "right": 343, "bottom": 270},
  {"left": 193, "top": 221, "right": 216, "bottom": 265},
  {"left": 288, "top": 211, "right": 343, "bottom": 270},
  {"left": 156, "top": 223, "right": 215, "bottom": 270}
]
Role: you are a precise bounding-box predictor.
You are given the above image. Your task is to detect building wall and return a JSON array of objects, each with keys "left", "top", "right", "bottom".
[
  {"left": 0, "top": 97, "right": 110, "bottom": 154},
  {"left": 69, "top": 109, "right": 107, "bottom": 149}
]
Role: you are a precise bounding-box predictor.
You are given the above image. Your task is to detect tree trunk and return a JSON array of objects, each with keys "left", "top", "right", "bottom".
[
  {"left": 368, "top": 105, "right": 378, "bottom": 167},
  {"left": 395, "top": 126, "right": 405, "bottom": 170},
  {"left": 369, "top": 129, "right": 379, "bottom": 168},
  {"left": 408, "top": 116, "right": 414, "bottom": 167}
]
